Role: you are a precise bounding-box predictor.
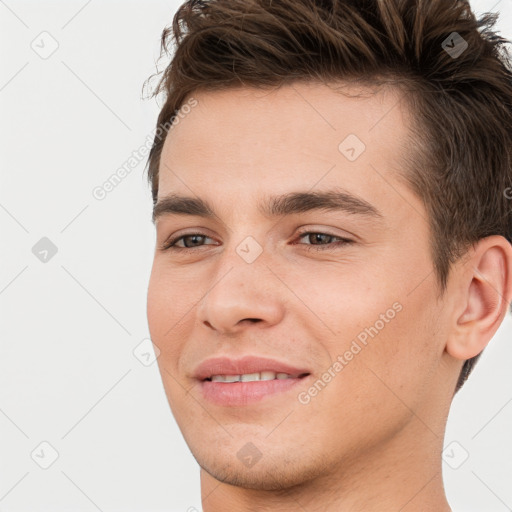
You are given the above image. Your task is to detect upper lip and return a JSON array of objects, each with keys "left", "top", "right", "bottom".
[{"left": 193, "top": 356, "right": 311, "bottom": 381}]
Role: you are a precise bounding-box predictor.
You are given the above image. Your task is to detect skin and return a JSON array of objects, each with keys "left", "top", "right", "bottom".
[{"left": 146, "top": 81, "right": 512, "bottom": 511}]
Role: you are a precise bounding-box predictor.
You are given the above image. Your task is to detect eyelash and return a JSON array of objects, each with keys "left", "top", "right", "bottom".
[{"left": 160, "top": 230, "right": 354, "bottom": 252}]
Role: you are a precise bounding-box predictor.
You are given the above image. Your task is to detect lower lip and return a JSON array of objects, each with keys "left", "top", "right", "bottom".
[{"left": 200, "top": 377, "right": 308, "bottom": 406}]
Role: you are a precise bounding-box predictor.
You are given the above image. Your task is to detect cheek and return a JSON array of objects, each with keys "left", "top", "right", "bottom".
[
  {"left": 284, "top": 263, "right": 399, "bottom": 339},
  {"left": 147, "top": 262, "right": 195, "bottom": 328},
  {"left": 349, "top": 287, "right": 441, "bottom": 408},
  {"left": 147, "top": 274, "right": 189, "bottom": 413},
  {"left": 298, "top": 263, "right": 439, "bottom": 392},
  {"left": 146, "top": 266, "right": 190, "bottom": 364},
  {"left": 146, "top": 270, "right": 168, "bottom": 338}
]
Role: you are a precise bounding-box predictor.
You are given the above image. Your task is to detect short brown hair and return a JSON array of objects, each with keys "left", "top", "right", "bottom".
[{"left": 143, "top": 0, "right": 512, "bottom": 391}]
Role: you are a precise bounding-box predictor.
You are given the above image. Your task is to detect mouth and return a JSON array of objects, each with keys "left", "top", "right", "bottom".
[
  {"left": 193, "top": 355, "right": 312, "bottom": 407},
  {"left": 193, "top": 356, "right": 312, "bottom": 407},
  {"left": 204, "top": 371, "right": 310, "bottom": 383}
]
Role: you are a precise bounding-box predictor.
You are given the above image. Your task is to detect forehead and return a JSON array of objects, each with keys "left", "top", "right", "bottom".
[{"left": 158, "top": 81, "right": 414, "bottom": 214}]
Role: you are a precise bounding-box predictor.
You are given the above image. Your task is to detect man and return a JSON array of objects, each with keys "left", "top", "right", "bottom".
[{"left": 144, "top": 0, "right": 512, "bottom": 510}]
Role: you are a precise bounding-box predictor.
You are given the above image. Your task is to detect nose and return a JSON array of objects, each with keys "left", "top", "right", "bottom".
[{"left": 198, "top": 258, "right": 285, "bottom": 336}]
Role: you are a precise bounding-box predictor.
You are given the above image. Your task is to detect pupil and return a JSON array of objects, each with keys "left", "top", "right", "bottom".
[
  {"left": 312, "top": 233, "right": 329, "bottom": 244},
  {"left": 185, "top": 235, "right": 203, "bottom": 247}
]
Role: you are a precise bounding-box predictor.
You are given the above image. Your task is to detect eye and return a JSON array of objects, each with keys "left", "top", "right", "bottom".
[
  {"left": 160, "top": 232, "right": 216, "bottom": 251},
  {"left": 295, "top": 231, "right": 354, "bottom": 251}
]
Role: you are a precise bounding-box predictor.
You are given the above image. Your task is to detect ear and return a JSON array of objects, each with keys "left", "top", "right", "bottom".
[{"left": 446, "top": 235, "right": 512, "bottom": 361}]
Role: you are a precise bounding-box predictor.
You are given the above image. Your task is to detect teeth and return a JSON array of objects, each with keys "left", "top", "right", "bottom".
[
  {"left": 209, "top": 371, "right": 296, "bottom": 382},
  {"left": 241, "top": 373, "right": 260, "bottom": 382}
]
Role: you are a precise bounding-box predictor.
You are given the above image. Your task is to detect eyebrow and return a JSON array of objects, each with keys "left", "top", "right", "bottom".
[{"left": 152, "top": 189, "right": 383, "bottom": 224}]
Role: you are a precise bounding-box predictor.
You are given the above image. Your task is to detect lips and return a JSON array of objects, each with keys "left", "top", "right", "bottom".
[
  {"left": 193, "top": 355, "right": 311, "bottom": 381},
  {"left": 192, "top": 356, "right": 312, "bottom": 406}
]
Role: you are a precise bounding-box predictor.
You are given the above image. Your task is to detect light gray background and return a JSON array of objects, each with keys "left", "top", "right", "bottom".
[{"left": 0, "top": 1, "right": 511, "bottom": 510}]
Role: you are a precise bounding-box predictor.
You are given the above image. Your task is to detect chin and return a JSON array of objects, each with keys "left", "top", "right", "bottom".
[{"left": 194, "top": 444, "right": 330, "bottom": 491}]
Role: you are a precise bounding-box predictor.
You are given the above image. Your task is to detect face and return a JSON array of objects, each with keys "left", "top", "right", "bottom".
[{"left": 147, "top": 82, "right": 450, "bottom": 489}]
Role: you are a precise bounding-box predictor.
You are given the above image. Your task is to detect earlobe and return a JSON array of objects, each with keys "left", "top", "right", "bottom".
[{"left": 446, "top": 236, "right": 512, "bottom": 361}]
